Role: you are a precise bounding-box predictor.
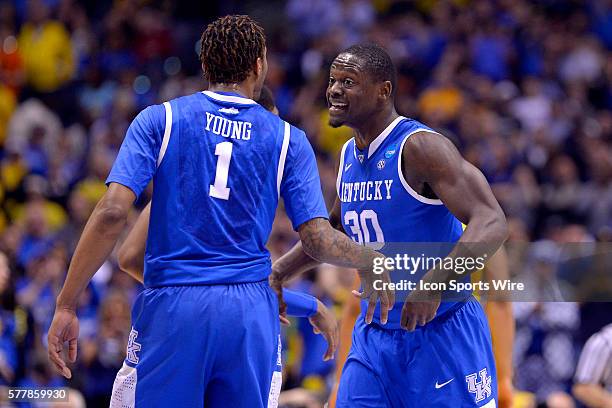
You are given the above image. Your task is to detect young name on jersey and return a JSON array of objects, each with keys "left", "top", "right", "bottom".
[{"left": 205, "top": 112, "right": 252, "bottom": 140}]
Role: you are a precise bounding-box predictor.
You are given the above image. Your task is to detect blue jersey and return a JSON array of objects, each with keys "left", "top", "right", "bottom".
[
  {"left": 336, "top": 116, "right": 468, "bottom": 328},
  {"left": 107, "top": 91, "right": 328, "bottom": 287}
]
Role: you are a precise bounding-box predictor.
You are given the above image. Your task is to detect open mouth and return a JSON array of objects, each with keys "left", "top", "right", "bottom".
[{"left": 329, "top": 102, "right": 348, "bottom": 113}]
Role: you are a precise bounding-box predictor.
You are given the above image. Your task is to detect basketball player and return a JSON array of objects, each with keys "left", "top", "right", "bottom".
[
  {"left": 271, "top": 44, "right": 508, "bottom": 407},
  {"left": 47, "top": 20, "right": 392, "bottom": 407}
]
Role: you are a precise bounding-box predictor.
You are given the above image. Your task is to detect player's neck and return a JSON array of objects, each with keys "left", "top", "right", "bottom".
[
  {"left": 208, "top": 83, "right": 255, "bottom": 100},
  {"left": 353, "top": 107, "right": 399, "bottom": 151}
]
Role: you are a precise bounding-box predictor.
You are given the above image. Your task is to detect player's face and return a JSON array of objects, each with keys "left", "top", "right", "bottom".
[{"left": 326, "top": 53, "right": 380, "bottom": 128}]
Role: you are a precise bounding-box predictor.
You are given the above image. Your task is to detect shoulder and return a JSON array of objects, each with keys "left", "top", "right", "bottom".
[
  {"left": 137, "top": 103, "right": 167, "bottom": 124},
  {"left": 399, "top": 118, "right": 438, "bottom": 136},
  {"left": 284, "top": 122, "right": 310, "bottom": 144},
  {"left": 402, "top": 127, "right": 453, "bottom": 160},
  {"left": 129, "top": 104, "right": 168, "bottom": 139},
  {"left": 396, "top": 118, "right": 444, "bottom": 156},
  {"left": 166, "top": 92, "right": 203, "bottom": 108},
  {"left": 401, "top": 126, "right": 459, "bottom": 178}
]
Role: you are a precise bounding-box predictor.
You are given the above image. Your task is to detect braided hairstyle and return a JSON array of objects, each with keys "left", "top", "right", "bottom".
[{"left": 200, "top": 15, "right": 266, "bottom": 84}]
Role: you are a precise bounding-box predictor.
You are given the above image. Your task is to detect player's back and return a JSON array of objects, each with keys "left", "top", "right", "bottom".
[{"left": 144, "top": 91, "right": 293, "bottom": 287}]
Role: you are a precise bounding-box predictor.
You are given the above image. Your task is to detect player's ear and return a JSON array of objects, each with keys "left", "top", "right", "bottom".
[{"left": 380, "top": 81, "right": 392, "bottom": 101}]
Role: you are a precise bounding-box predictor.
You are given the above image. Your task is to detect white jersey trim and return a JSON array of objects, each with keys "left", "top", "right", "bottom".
[
  {"left": 336, "top": 138, "right": 353, "bottom": 198},
  {"left": 366, "top": 116, "right": 405, "bottom": 158},
  {"left": 398, "top": 129, "right": 444, "bottom": 205},
  {"left": 277, "top": 122, "right": 291, "bottom": 198},
  {"left": 157, "top": 101, "right": 172, "bottom": 167},
  {"left": 202, "top": 90, "right": 257, "bottom": 105}
]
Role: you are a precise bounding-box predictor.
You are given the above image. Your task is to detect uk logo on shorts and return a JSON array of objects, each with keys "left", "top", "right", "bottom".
[
  {"left": 466, "top": 368, "right": 492, "bottom": 403},
  {"left": 126, "top": 327, "right": 142, "bottom": 365}
]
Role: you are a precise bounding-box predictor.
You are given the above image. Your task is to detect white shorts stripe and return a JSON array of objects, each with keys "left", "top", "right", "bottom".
[
  {"left": 267, "top": 371, "right": 282, "bottom": 408},
  {"left": 481, "top": 398, "right": 497, "bottom": 408},
  {"left": 110, "top": 363, "right": 137, "bottom": 408}
]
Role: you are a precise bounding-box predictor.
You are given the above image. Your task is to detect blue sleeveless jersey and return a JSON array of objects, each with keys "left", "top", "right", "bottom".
[
  {"left": 336, "top": 116, "right": 468, "bottom": 329},
  {"left": 107, "top": 91, "right": 328, "bottom": 287}
]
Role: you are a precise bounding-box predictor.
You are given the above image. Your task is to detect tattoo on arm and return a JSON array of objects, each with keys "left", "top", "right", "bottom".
[
  {"left": 298, "top": 218, "right": 379, "bottom": 270},
  {"left": 271, "top": 198, "right": 347, "bottom": 283}
]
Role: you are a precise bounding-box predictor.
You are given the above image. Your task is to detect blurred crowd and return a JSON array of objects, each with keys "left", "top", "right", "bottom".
[{"left": 0, "top": 0, "right": 611, "bottom": 406}]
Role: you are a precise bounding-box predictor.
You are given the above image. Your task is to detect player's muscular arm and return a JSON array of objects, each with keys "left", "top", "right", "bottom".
[
  {"left": 117, "top": 203, "right": 151, "bottom": 284},
  {"left": 297, "top": 217, "right": 376, "bottom": 269},
  {"left": 273, "top": 212, "right": 394, "bottom": 324},
  {"left": 57, "top": 183, "right": 135, "bottom": 308},
  {"left": 271, "top": 198, "right": 344, "bottom": 283},
  {"left": 482, "top": 248, "right": 515, "bottom": 408},
  {"left": 297, "top": 217, "right": 394, "bottom": 323},
  {"left": 400, "top": 132, "right": 508, "bottom": 330},
  {"left": 404, "top": 131, "right": 508, "bottom": 278},
  {"left": 49, "top": 183, "right": 135, "bottom": 377}
]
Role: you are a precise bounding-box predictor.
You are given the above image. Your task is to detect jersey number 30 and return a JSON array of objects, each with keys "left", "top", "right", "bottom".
[
  {"left": 344, "top": 209, "right": 384, "bottom": 249},
  {"left": 209, "top": 142, "right": 232, "bottom": 200}
]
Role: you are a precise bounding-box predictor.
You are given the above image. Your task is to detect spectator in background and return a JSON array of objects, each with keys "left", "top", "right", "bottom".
[
  {"left": 18, "top": 0, "right": 76, "bottom": 124},
  {"left": 572, "top": 323, "right": 612, "bottom": 407},
  {"left": 0, "top": 9, "right": 23, "bottom": 146},
  {"left": 18, "top": 0, "right": 74, "bottom": 94}
]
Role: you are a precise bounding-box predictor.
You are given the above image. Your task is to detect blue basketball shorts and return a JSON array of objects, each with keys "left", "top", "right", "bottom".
[
  {"left": 110, "top": 280, "right": 282, "bottom": 408},
  {"left": 337, "top": 298, "right": 497, "bottom": 408}
]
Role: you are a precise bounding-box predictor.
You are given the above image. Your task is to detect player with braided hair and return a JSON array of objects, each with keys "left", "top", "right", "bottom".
[{"left": 47, "top": 16, "right": 392, "bottom": 408}]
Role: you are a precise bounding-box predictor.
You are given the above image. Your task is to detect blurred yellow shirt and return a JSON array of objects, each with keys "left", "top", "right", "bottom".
[
  {"left": 18, "top": 21, "right": 75, "bottom": 92},
  {"left": 418, "top": 86, "right": 463, "bottom": 122},
  {"left": 317, "top": 109, "right": 353, "bottom": 157},
  {"left": 0, "top": 85, "right": 16, "bottom": 145}
]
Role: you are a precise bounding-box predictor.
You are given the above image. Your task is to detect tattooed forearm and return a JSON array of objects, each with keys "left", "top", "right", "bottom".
[
  {"left": 298, "top": 218, "right": 381, "bottom": 271},
  {"left": 271, "top": 200, "right": 351, "bottom": 284}
]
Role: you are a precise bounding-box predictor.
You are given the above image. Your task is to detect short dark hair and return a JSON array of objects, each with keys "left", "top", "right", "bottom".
[
  {"left": 340, "top": 44, "right": 397, "bottom": 95},
  {"left": 200, "top": 15, "right": 265, "bottom": 84},
  {"left": 257, "top": 85, "right": 276, "bottom": 111}
]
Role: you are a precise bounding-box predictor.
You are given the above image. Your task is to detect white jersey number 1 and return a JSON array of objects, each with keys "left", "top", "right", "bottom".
[{"left": 209, "top": 141, "right": 232, "bottom": 200}]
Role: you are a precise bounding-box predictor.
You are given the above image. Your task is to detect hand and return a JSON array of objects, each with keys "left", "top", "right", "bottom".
[
  {"left": 47, "top": 307, "right": 79, "bottom": 379},
  {"left": 400, "top": 286, "right": 441, "bottom": 331},
  {"left": 308, "top": 299, "right": 339, "bottom": 361},
  {"left": 353, "top": 260, "right": 395, "bottom": 324},
  {"left": 269, "top": 274, "right": 289, "bottom": 326}
]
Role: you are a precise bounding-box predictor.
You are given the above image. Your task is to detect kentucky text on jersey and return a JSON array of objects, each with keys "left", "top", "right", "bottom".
[{"left": 339, "top": 179, "right": 393, "bottom": 202}]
